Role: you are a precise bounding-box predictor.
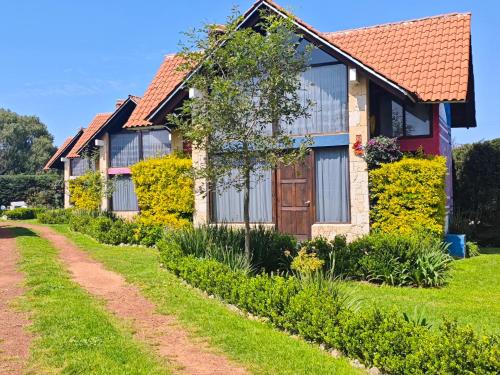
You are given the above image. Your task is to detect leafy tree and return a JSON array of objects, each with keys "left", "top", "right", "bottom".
[
  {"left": 0, "top": 108, "right": 56, "bottom": 174},
  {"left": 170, "top": 11, "right": 312, "bottom": 260}
]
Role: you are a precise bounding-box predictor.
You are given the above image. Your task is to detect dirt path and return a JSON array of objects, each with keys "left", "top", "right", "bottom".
[
  {"left": 0, "top": 225, "right": 32, "bottom": 375},
  {"left": 21, "top": 224, "right": 248, "bottom": 375}
]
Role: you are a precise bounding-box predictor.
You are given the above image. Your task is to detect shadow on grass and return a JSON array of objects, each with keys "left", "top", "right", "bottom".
[
  {"left": 480, "top": 247, "right": 500, "bottom": 255},
  {"left": 0, "top": 226, "right": 39, "bottom": 239}
]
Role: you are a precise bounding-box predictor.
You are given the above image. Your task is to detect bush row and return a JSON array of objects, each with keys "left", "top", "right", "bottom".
[
  {"left": 68, "top": 211, "right": 163, "bottom": 247},
  {"left": 158, "top": 240, "right": 499, "bottom": 374},
  {"left": 0, "top": 173, "right": 63, "bottom": 208},
  {"left": 2, "top": 207, "right": 44, "bottom": 220},
  {"left": 301, "top": 231, "right": 452, "bottom": 287}
]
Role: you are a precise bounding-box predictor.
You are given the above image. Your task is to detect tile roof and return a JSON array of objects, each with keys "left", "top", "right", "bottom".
[
  {"left": 67, "top": 113, "right": 112, "bottom": 158},
  {"left": 124, "top": 54, "right": 186, "bottom": 128},
  {"left": 323, "top": 13, "right": 471, "bottom": 102},
  {"left": 43, "top": 135, "right": 76, "bottom": 170}
]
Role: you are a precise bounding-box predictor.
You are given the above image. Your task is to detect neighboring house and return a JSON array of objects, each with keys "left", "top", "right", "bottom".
[{"left": 149, "top": 0, "right": 476, "bottom": 240}]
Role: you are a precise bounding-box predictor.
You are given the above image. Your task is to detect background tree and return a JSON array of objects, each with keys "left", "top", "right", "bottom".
[
  {"left": 171, "top": 11, "right": 312, "bottom": 260},
  {"left": 0, "top": 108, "right": 56, "bottom": 174}
]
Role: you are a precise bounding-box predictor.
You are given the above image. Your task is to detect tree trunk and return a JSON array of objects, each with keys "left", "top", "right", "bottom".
[{"left": 243, "top": 165, "right": 251, "bottom": 263}]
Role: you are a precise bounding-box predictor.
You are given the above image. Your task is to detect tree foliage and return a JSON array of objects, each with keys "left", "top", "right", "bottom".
[
  {"left": 0, "top": 108, "right": 56, "bottom": 174},
  {"left": 170, "top": 10, "right": 312, "bottom": 259},
  {"left": 0, "top": 173, "right": 63, "bottom": 208}
]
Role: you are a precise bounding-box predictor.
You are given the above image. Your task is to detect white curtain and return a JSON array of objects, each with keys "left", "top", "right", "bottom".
[
  {"left": 143, "top": 130, "right": 171, "bottom": 159},
  {"left": 315, "top": 147, "right": 350, "bottom": 222},
  {"left": 112, "top": 176, "right": 138, "bottom": 211},
  {"left": 110, "top": 132, "right": 140, "bottom": 167}
]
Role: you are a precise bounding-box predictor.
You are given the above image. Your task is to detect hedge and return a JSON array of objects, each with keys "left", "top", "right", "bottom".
[
  {"left": 158, "top": 241, "right": 499, "bottom": 374},
  {"left": 370, "top": 156, "right": 447, "bottom": 236},
  {"left": 0, "top": 174, "right": 63, "bottom": 208},
  {"left": 68, "top": 172, "right": 104, "bottom": 210},
  {"left": 131, "top": 154, "right": 193, "bottom": 229}
]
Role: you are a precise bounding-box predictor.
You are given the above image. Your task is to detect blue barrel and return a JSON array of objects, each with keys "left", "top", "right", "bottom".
[{"left": 445, "top": 234, "right": 466, "bottom": 258}]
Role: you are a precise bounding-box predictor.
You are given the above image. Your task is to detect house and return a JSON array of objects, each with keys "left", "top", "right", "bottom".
[
  {"left": 45, "top": 0, "right": 476, "bottom": 241},
  {"left": 44, "top": 56, "right": 187, "bottom": 218},
  {"left": 148, "top": 0, "right": 475, "bottom": 240}
]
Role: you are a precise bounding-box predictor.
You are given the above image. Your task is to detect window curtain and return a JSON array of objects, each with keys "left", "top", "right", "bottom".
[
  {"left": 70, "top": 157, "right": 91, "bottom": 176},
  {"left": 315, "top": 147, "right": 350, "bottom": 222},
  {"left": 112, "top": 176, "right": 138, "bottom": 211},
  {"left": 143, "top": 130, "right": 171, "bottom": 159},
  {"left": 291, "top": 64, "right": 348, "bottom": 135},
  {"left": 212, "top": 168, "right": 272, "bottom": 223},
  {"left": 110, "top": 132, "right": 140, "bottom": 167}
]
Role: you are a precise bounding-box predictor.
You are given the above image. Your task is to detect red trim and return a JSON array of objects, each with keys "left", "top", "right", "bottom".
[
  {"left": 108, "top": 167, "right": 131, "bottom": 175},
  {"left": 398, "top": 104, "right": 440, "bottom": 155}
]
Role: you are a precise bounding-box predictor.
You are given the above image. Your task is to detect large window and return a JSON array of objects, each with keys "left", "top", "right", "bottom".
[
  {"left": 315, "top": 147, "right": 350, "bottom": 223},
  {"left": 212, "top": 168, "right": 272, "bottom": 223},
  {"left": 143, "top": 129, "right": 171, "bottom": 159},
  {"left": 289, "top": 40, "right": 348, "bottom": 135},
  {"left": 110, "top": 132, "right": 140, "bottom": 167},
  {"left": 112, "top": 175, "right": 138, "bottom": 211},
  {"left": 377, "top": 94, "right": 432, "bottom": 138},
  {"left": 70, "top": 157, "right": 93, "bottom": 176}
]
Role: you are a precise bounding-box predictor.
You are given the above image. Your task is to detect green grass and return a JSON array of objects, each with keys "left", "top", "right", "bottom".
[
  {"left": 343, "top": 248, "right": 500, "bottom": 335},
  {"left": 14, "top": 226, "right": 170, "bottom": 374},
  {"left": 52, "top": 225, "right": 359, "bottom": 375}
]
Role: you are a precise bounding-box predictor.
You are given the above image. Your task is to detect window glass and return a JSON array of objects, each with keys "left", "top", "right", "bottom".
[
  {"left": 70, "top": 157, "right": 92, "bottom": 176},
  {"left": 291, "top": 64, "right": 347, "bottom": 135},
  {"left": 405, "top": 104, "right": 431, "bottom": 136},
  {"left": 212, "top": 168, "right": 272, "bottom": 223},
  {"left": 143, "top": 130, "right": 171, "bottom": 159},
  {"left": 315, "top": 147, "right": 350, "bottom": 223},
  {"left": 391, "top": 101, "right": 404, "bottom": 137},
  {"left": 110, "top": 132, "right": 140, "bottom": 167},
  {"left": 112, "top": 175, "right": 138, "bottom": 211},
  {"left": 296, "top": 38, "right": 338, "bottom": 65}
]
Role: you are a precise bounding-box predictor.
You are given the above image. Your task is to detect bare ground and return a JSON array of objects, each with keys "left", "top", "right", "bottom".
[
  {"left": 0, "top": 225, "right": 32, "bottom": 375},
  {"left": 20, "top": 223, "right": 248, "bottom": 375}
]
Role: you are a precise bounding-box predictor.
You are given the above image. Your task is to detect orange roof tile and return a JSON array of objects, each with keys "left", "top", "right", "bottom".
[
  {"left": 43, "top": 135, "right": 76, "bottom": 170},
  {"left": 67, "top": 113, "right": 112, "bottom": 158},
  {"left": 124, "top": 54, "right": 186, "bottom": 128},
  {"left": 323, "top": 13, "right": 471, "bottom": 102}
]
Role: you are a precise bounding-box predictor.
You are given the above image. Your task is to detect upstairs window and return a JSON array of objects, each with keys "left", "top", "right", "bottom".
[
  {"left": 142, "top": 129, "right": 171, "bottom": 159},
  {"left": 110, "top": 132, "right": 140, "bottom": 167},
  {"left": 70, "top": 157, "right": 93, "bottom": 176},
  {"left": 378, "top": 95, "right": 432, "bottom": 138}
]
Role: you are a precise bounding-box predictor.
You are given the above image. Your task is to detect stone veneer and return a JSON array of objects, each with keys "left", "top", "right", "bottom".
[
  {"left": 311, "top": 71, "right": 370, "bottom": 242},
  {"left": 63, "top": 160, "right": 71, "bottom": 209},
  {"left": 99, "top": 133, "right": 110, "bottom": 211}
]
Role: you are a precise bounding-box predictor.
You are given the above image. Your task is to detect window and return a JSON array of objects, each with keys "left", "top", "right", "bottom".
[
  {"left": 112, "top": 176, "right": 138, "bottom": 211},
  {"left": 70, "top": 157, "right": 93, "bottom": 176},
  {"left": 315, "top": 147, "right": 350, "bottom": 223},
  {"left": 143, "top": 130, "right": 171, "bottom": 159},
  {"left": 212, "top": 168, "right": 272, "bottom": 223},
  {"left": 110, "top": 132, "right": 140, "bottom": 167},
  {"left": 378, "top": 95, "right": 431, "bottom": 137}
]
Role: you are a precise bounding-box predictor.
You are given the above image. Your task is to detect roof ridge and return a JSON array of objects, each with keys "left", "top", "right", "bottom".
[{"left": 324, "top": 12, "right": 471, "bottom": 36}]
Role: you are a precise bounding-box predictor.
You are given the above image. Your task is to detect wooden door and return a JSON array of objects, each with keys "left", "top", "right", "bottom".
[{"left": 276, "top": 153, "right": 314, "bottom": 240}]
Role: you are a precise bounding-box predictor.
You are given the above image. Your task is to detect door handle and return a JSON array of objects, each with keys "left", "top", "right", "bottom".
[{"left": 304, "top": 200, "right": 311, "bottom": 206}]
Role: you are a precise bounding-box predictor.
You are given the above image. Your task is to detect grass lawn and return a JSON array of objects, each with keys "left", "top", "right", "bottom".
[
  {"left": 343, "top": 248, "right": 500, "bottom": 335},
  {"left": 52, "top": 225, "right": 359, "bottom": 375},
  {"left": 14, "top": 226, "right": 170, "bottom": 375}
]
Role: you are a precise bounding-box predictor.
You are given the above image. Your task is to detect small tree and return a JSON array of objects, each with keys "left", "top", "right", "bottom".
[{"left": 170, "top": 11, "right": 312, "bottom": 261}]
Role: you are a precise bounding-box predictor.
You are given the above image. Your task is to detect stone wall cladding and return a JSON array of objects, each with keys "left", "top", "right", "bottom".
[
  {"left": 99, "top": 132, "right": 110, "bottom": 211},
  {"left": 64, "top": 160, "right": 71, "bottom": 209}
]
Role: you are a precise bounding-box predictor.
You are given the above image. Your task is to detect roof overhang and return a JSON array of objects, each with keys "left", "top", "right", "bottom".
[
  {"left": 147, "top": 0, "right": 417, "bottom": 123},
  {"left": 44, "top": 128, "right": 84, "bottom": 170}
]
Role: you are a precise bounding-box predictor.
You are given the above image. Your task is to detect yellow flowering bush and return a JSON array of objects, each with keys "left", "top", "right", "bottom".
[
  {"left": 369, "top": 156, "right": 447, "bottom": 236},
  {"left": 131, "top": 154, "right": 194, "bottom": 229},
  {"left": 291, "top": 248, "right": 325, "bottom": 274},
  {"left": 68, "top": 171, "right": 103, "bottom": 210}
]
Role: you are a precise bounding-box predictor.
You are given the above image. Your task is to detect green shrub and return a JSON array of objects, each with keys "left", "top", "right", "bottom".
[
  {"left": 466, "top": 241, "right": 481, "bottom": 257},
  {"left": 68, "top": 171, "right": 105, "bottom": 210},
  {"left": 164, "top": 225, "right": 296, "bottom": 273},
  {"left": 370, "top": 156, "right": 447, "bottom": 236},
  {"left": 3, "top": 207, "right": 43, "bottom": 220},
  {"left": 37, "top": 208, "right": 73, "bottom": 224},
  {"left": 0, "top": 173, "right": 63, "bottom": 208},
  {"left": 157, "top": 240, "right": 499, "bottom": 374}
]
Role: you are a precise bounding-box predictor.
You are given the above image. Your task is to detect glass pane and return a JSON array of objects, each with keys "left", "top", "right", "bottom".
[
  {"left": 70, "top": 157, "right": 92, "bottom": 176},
  {"left": 405, "top": 104, "right": 431, "bottom": 136},
  {"left": 315, "top": 147, "right": 350, "bottom": 223},
  {"left": 112, "top": 176, "right": 138, "bottom": 211},
  {"left": 296, "top": 38, "right": 338, "bottom": 65},
  {"left": 212, "top": 167, "right": 272, "bottom": 223},
  {"left": 143, "top": 130, "right": 171, "bottom": 159},
  {"left": 110, "top": 132, "right": 140, "bottom": 167},
  {"left": 391, "top": 101, "right": 404, "bottom": 137},
  {"left": 291, "top": 64, "right": 347, "bottom": 135}
]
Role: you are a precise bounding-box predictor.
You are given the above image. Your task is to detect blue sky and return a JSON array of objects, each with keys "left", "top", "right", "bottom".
[{"left": 1, "top": 0, "right": 498, "bottom": 146}]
